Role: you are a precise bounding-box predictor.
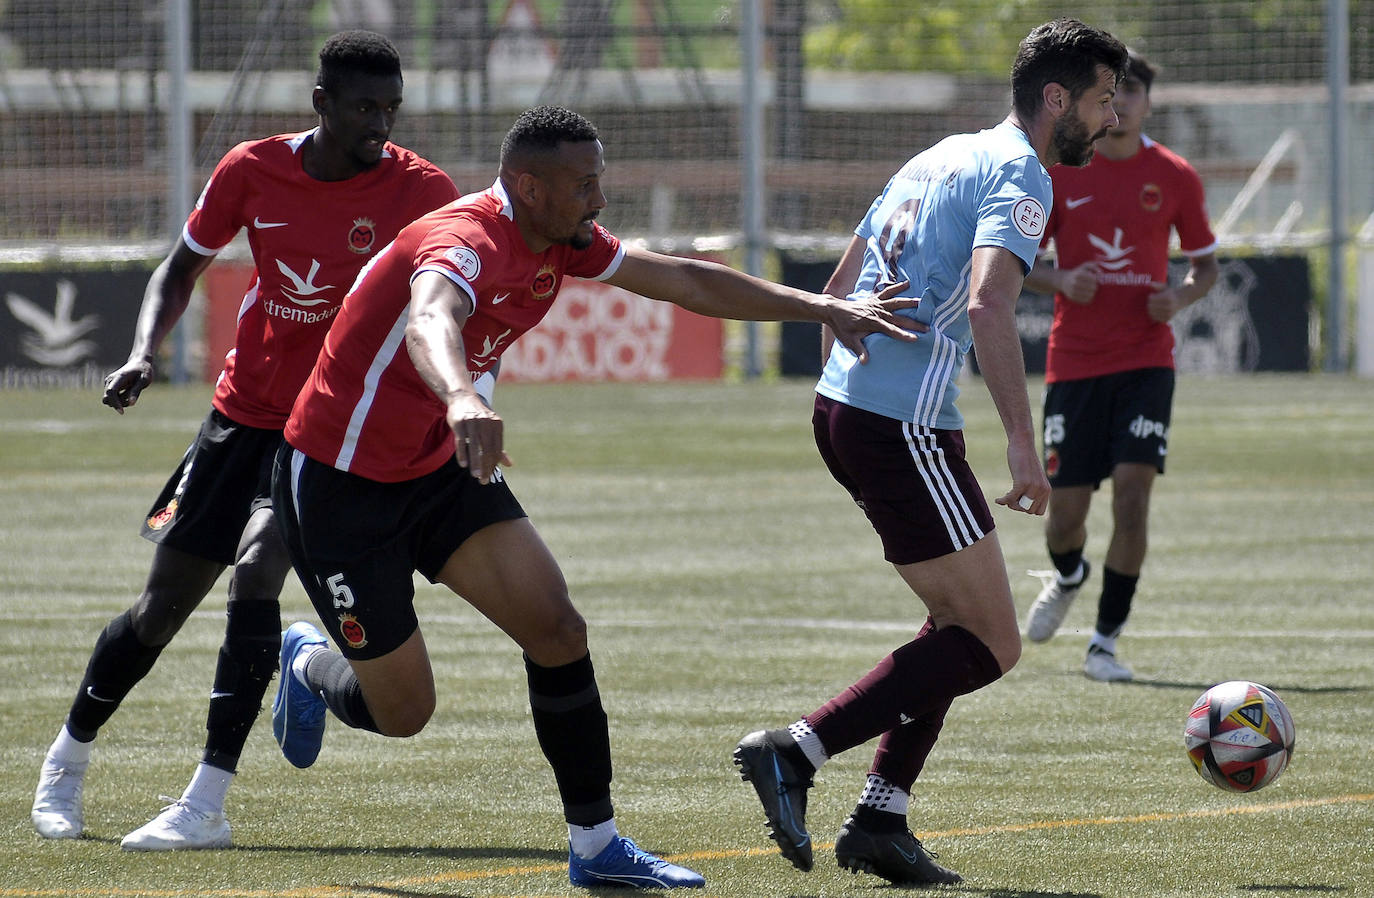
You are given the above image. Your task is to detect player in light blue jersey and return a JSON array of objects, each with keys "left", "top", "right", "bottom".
[
  {"left": 817, "top": 124, "right": 1054, "bottom": 428},
  {"left": 736, "top": 18, "right": 1128, "bottom": 887}
]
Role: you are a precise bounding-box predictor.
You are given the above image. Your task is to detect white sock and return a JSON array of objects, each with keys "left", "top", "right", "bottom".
[
  {"left": 47, "top": 725, "right": 93, "bottom": 768},
  {"left": 857, "top": 774, "right": 909, "bottom": 815},
  {"left": 291, "top": 643, "right": 325, "bottom": 685},
  {"left": 569, "top": 818, "right": 618, "bottom": 859},
  {"left": 1089, "top": 633, "right": 1117, "bottom": 655},
  {"left": 181, "top": 762, "right": 234, "bottom": 814},
  {"left": 788, "top": 719, "right": 829, "bottom": 772}
]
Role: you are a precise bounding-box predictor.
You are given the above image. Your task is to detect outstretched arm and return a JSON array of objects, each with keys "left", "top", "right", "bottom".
[
  {"left": 405, "top": 271, "right": 511, "bottom": 485},
  {"left": 102, "top": 239, "right": 214, "bottom": 413},
  {"left": 818, "top": 235, "right": 868, "bottom": 366},
  {"left": 605, "top": 245, "right": 922, "bottom": 364},
  {"left": 967, "top": 245, "right": 1049, "bottom": 516}
]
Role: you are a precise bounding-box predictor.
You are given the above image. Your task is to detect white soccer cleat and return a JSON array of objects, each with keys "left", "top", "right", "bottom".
[
  {"left": 32, "top": 758, "right": 86, "bottom": 839},
  {"left": 1083, "top": 646, "right": 1133, "bottom": 682},
  {"left": 1025, "top": 561, "right": 1091, "bottom": 643},
  {"left": 120, "top": 797, "right": 231, "bottom": 851}
]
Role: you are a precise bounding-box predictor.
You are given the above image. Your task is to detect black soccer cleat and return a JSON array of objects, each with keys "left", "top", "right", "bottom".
[
  {"left": 834, "top": 814, "right": 962, "bottom": 885},
  {"left": 733, "top": 729, "right": 815, "bottom": 872}
]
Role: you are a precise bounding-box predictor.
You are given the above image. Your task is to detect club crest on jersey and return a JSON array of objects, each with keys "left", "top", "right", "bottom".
[
  {"left": 531, "top": 264, "right": 558, "bottom": 301},
  {"left": 338, "top": 612, "right": 368, "bottom": 650},
  {"left": 1140, "top": 183, "right": 1163, "bottom": 212},
  {"left": 445, "top": 245, "right": 482, "bottom": 280},
  {"left": 347, "top": 217, "right": 377, "bottom": 254},
  {"left": 146, "top": 498, "right": 178, "bottom": 531}
]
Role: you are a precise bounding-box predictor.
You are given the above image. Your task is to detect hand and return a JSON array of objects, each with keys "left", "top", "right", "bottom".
[
  {"left": 994, "top": 436, "right": 1049, "bottom": 515},
  {"left": 446, "top": 393, "right": 513, "bottom": 485},
  {"left": 1146, "top": 281, "right": 1184, "bottom": 322},
  {"left": 1059, "top": 262, "right": 1101, "bottom": 304},
  {"left": 101, "top": 360, "right": 155, "bottom": 414},
  {"left": 824, "top": 280, "right": 928, "bottom": 364}
]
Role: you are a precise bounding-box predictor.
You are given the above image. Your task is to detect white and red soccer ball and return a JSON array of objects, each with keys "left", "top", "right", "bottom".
[{"left": 1184, "top": 680, "right": 1295, "bottom": 793}]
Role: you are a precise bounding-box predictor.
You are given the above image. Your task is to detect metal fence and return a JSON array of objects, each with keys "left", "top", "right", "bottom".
[{"left": 1, "top": 0, "right": 1370, "bottom": 367}]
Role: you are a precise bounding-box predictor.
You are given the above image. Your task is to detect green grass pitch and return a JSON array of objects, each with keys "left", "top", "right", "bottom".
[{"left": 0, "top": 374, "right": 1370, "bottom": 897}]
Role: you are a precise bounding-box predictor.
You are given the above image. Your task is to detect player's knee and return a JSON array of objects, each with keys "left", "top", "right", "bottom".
[
  {"left": 524, "top": 605, "right": 588, "bottom": 667},
  {"left": 992, "top": 631, "right": 1022, "bottom": 673},
  {"left": 373, "top": 693, "right": 436, "bottom": 737},
  {"left": 230, "top": 537, "right": 293, "bottom": 602},
  {"left": 128, "top": 592, "right": 192, "bottom": 646}
]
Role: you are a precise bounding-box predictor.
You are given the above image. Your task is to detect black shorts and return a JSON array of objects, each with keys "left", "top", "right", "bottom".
[
  {"left": 1041, "top": 367, "right": 1175, "bottom": 488},
  {"left": 141, "top": 408, "right": 282, "bottom": 566},
  {"left": 813, "top": 394, "right": 995, "bottom": 566},
  {"left": 271, "top": 443, "right": 527, "bottom": 660}
]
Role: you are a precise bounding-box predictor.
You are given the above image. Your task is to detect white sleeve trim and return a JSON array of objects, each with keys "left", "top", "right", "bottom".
[
  {"left": 412, "top": 264, "right": 477, "bottom": 317},
  {"left": 181, "top": 223, "right": 225, "bottom": 257}
]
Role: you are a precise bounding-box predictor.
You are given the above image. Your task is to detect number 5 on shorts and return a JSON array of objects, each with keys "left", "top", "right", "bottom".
[{"left": 326, "top": 572, "right": 355, "bottom": 609}]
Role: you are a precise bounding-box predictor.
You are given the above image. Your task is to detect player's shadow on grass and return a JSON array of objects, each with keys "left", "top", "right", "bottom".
[
  {"left": 1117, "top": 677, "right": 1369, "bottom": 696},
  {"left": 948, "top": 889, "right": 1105, "bottom": 898},
  {"left": 230, "top": 842, "right": 567, "bottom": 861}
]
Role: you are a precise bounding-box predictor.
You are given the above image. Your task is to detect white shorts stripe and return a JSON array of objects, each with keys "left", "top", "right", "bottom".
[{"left": 903, "top": 422, "right": 985, "bottom": 549}]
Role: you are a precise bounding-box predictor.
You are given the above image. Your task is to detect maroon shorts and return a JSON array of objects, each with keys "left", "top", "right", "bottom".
[{"left": 813, "top": 394, "right": 995, "bottom": 565}]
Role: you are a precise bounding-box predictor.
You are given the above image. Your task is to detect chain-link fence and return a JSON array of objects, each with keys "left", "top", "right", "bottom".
[
  {"left": 3, "top": 1, "right": 1371, "bottom": 244},
  {"left": 1, "top": 1, "right": 1371, "bottom": 367}
]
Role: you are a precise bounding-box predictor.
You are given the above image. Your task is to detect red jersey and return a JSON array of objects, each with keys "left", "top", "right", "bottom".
[
  {"left": 185, "top": 130, "right": 459, "bottom": 428},
  {"left": 284, "top": 180, "right": 624, "bottom": 482},
  {"left": 1041, "top": 137, "right": 1217, "bottom": 382}
]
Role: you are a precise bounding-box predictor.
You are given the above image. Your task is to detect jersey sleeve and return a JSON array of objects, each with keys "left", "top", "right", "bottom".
[
  {"left": 1171, "top": 161, "right": 1218, "bottom": 257},
  {"left": 411, "top": 220, "right": 488, "bottom": 312},
  {"left": 409, "top": 165, "right": 462, "bottom": 218},
  {"left": 564, "top": 223, "right": 624, "bottom": 281},
  {"left": 183, "top": 143, "right": 250, "bottom": 255},
  {"left": 975, "top": 156, "right": 1051, "bottom": 273}
]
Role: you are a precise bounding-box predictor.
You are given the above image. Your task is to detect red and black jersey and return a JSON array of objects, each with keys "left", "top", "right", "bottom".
[
  {"left": 185, "top": 130, "right": 459, "bottom": 427},
  {"left": 284, "top": 180, "right": 624, "bottom": 482},
  {"left": 1041, "top": 137, "right": 1217, "bottom": 382}
]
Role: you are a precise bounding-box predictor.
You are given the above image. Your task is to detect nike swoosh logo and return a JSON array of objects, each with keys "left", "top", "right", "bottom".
[
  {"left": 1064, "top": 196, "right": 1093, "bottom": 210},
  {"left": 254, "top": 217, "right": 289, "bottom": 229},
  {"left": 492, "top": 292, "right": 510, "bottom": 305},
  {"left": 891, "top": 840, "right": 921, "bottom": 864},
  {"left": 85, "top": 687, "right": 115, "bottom": 703},
  {"left": 210, "top": 691, "right": 234, "bottom": 699}
]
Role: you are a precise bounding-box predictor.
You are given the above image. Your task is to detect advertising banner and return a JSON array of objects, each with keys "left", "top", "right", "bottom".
[
  {"left": 779, "top": 253, "right": 1312, "bottom": 377},
  {"left": 1, "top": 268, "right": 151, "bottom": 388}
]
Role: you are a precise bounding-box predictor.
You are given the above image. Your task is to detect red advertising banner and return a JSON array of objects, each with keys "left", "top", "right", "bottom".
[
  {"left": 203, "top": 262, "right": 723, "bottom": 384},
  {"left": 498, "top": 277, "right": 722, "bottom": 382}
]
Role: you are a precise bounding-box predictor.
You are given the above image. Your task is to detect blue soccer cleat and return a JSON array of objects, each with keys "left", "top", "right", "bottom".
[
  {"left": 271, "top": 621, "right": 329, "bottom": 768},
  {"left": 568, "top": 836, "right": 705, "bottom": 889}
]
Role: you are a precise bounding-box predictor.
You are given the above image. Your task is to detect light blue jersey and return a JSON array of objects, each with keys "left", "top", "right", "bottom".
[{"left": 817, "top": 121, "right": 1051, "bottom": 428}]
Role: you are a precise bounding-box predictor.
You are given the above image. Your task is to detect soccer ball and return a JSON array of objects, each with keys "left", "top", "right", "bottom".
[{"left": 1184, "top": 680, "right": 1295, "bottom": 793}]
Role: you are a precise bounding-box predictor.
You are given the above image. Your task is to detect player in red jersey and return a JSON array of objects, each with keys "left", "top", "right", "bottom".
[
  {"left": 268, "top": 105, "right": 923, "bottom": 890},
  {"left": 1022, "top": 51, "right": 1219, "bottom": 680},
  {"left": 32, "top": 31, "right": 459, "bottom": 849}
]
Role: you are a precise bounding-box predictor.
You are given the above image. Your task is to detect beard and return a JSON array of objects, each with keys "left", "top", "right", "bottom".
[
  {"left": 568, "top": 217, "right": 597, "bottom": 250},
  {"left": 1052, "top": 109, "right": 1106, "bottom": 168}
]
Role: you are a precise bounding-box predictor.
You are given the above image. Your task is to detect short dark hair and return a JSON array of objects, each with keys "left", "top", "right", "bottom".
[
  {"left": 1125, "top": 50, "right": 1159, "bottom": 92},
  {"left": 316, "top": 30, "right": 402, "bottom": 94},
  {"left": 1010, "top": 18, "right": 1129, "bottom": 121},
  {"left": 500, "top": 106, "right": 600, "bottom": 168}
]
